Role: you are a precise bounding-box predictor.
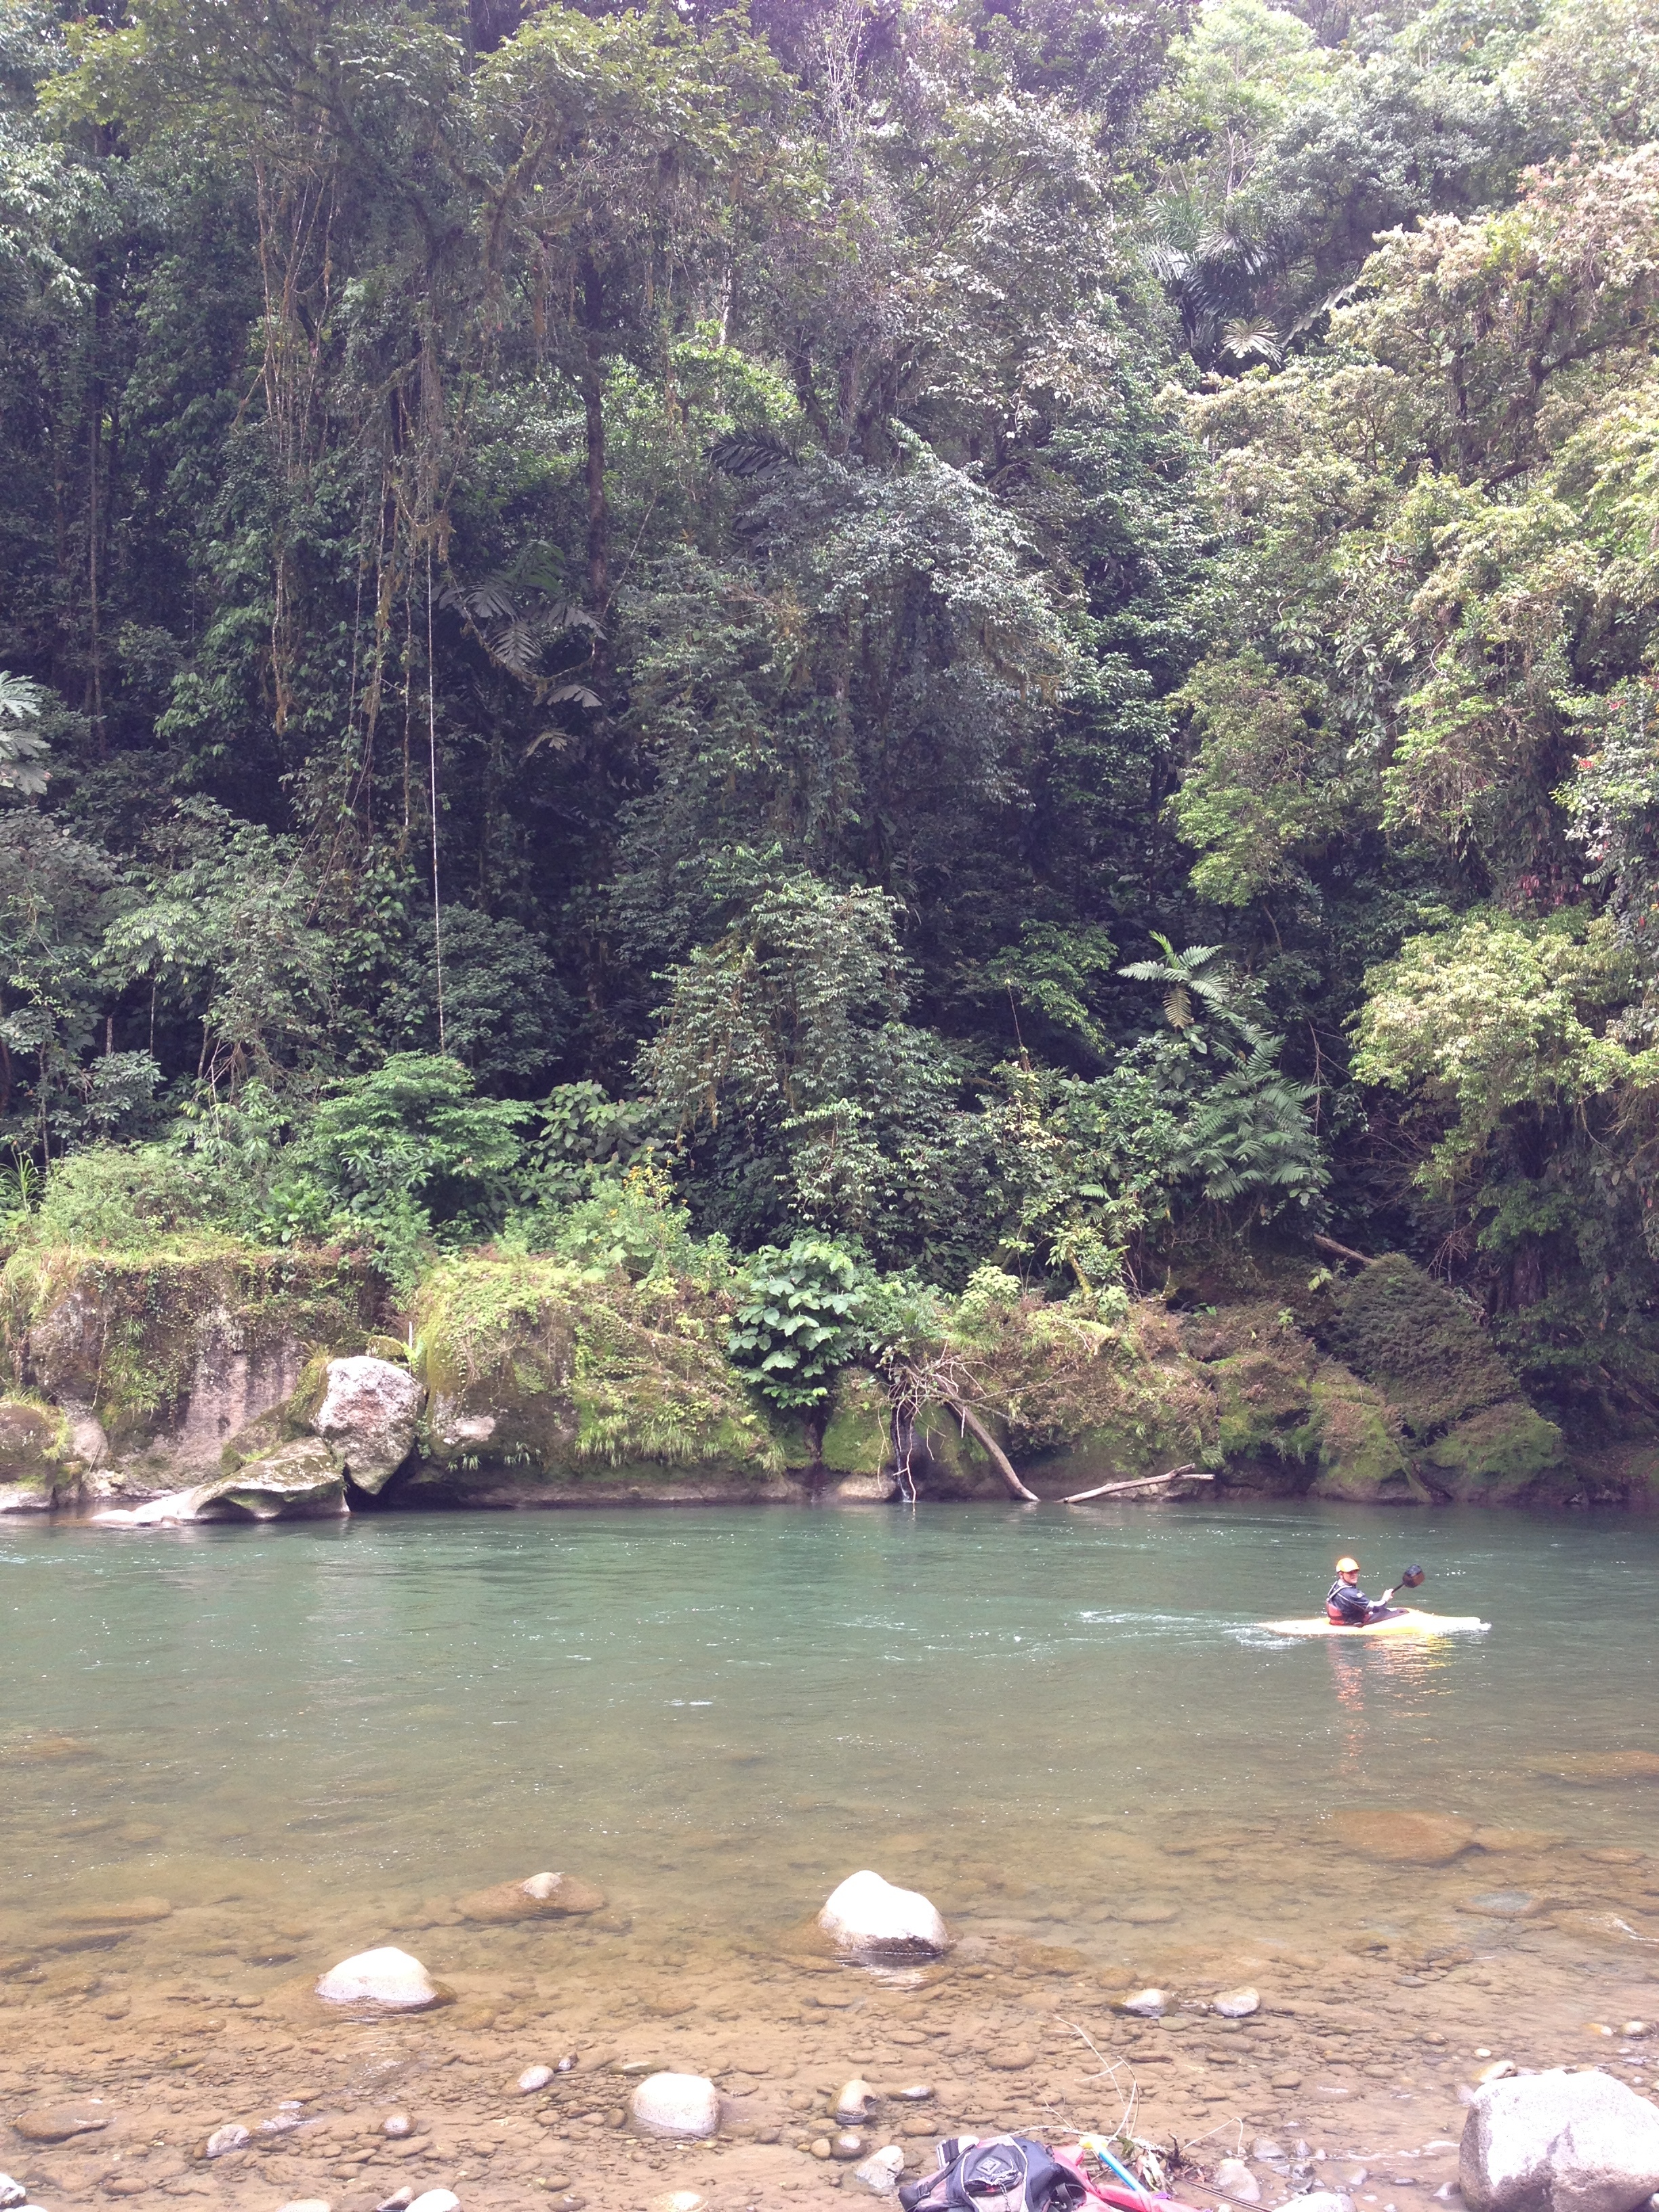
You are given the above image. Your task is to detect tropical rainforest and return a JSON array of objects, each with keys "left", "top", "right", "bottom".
[{"left": 3, "top": 0, "right": 1659, "bottom": 1439}]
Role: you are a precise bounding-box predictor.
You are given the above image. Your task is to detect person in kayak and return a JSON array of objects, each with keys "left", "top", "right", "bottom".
[{"left": 1326, "top": 1555, "right": 1397, "bottom": 1626}]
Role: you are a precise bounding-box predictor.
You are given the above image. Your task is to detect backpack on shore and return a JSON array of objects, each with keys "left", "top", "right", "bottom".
[{"left": 898, "top": 2133, "right": 1095, "bottom": 2212}]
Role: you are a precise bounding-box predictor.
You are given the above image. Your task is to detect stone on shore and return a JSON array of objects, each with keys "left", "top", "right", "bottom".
[
  {"left": 629, "top": 2073, "right": 720, "bottom": 2140},
  {"left": 1216, "top": 2158, "right": 1263, "bottom": 2203},
  {"left": 11, "top": 2100, "right": 112, "bottom": 2144},
  {"left": 1214, "top": 1985, "right": 1260, "bottom": 2018},
  {"left": 314, "top": 1946, "right": 447, "bottom": 2011},
  {"left": 456, "top": 1870, "right": 605, "bottom": 1921},
  {"left": 818, "top": 1870, "right": 949, "bottom": 1961},
  {"left": 310, "top": 1357, "right": 424, "bottom": 1494},
  {"left": 849, "top": 2146, "right": 907, "bottom": 2195},
  {"left": 1460, "top": 2068, "right": 1659, "bottom": 2212},
  {"left": 1332, "top": 1809, "right": 1476, "bottom": 1864}
]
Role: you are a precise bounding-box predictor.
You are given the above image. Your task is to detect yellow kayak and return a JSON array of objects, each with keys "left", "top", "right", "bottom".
[{"left": 1258, "top": 1607, "right": 1490, "bottom": 1639}]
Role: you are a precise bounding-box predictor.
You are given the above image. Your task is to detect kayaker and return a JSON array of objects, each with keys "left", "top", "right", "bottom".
[{"left": 1326, "top": 1555, "right": 1395, "bottom": 1626}]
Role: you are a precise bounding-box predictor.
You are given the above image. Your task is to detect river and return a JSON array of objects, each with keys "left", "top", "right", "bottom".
[{"left": 2, "top": 1498, "right": 1656, "bottom": 2211}]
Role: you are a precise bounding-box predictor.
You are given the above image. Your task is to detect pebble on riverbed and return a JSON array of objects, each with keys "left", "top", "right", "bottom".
[{"left": 518, "top": 2065, "right": 556, "bottom": 2094}]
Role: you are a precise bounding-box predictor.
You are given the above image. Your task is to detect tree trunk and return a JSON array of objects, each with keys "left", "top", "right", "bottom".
[
  {"left": 944, "top": 1397, "right": 1038, "bottom": 1502},
  {"left": 579, "top": 255, "right": 609, "bottom": 611}
]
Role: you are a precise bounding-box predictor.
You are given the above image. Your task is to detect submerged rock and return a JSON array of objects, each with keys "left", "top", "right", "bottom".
[
  {"left": 1460, "top": 2068, "right": 1659, "bottom": 2212},
  {"left": 819, "top": 1870, "right": 949, "bottom": 1961},
  {"left": 456, "top": 1870, "right": 606, "bottom": 1921},
  {"left": 836, "top": 2078, "right": 880, "bottom": 2122},
  {"left": 1332, "top": 1809, "right": 1476, "bottom": 1864},
  {"left": 203, "top": 2124, "right": 250, "bottom": 2158},
  {"left": 314, "top": 1946, "right": 447, "bottom": 2012},
  {"left": 629, "top": 2072, "right": 720, "bottom": 2140},
  {"left": 310, "top": 1356, "right": 424, "bottom": 1494},
  {"left": 1214, "top": 1985, "right": 1261, "bottom": 2018},
  {"left": 12, "top": 2100, "right": 113, "bottom": 2143},
  {"left": 1216, "top": 2158, "right": 1262, "bottom": 2203}
]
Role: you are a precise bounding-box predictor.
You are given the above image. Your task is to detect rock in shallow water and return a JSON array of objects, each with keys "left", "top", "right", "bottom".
[
  {"left": 0, "top": 2175, "right": 24, "bottom": 2209},
  {"left": 1216, "top": 2158, "right": 1262, "bottom": 2203},
  {"left": 1282, "top": 2194, "right": 1355, "bottom": 2212},
  {"left": 12, "top": 2100, "right": 112, "bottom": 2143},
  {"left": 203, "top": 2123, "right": 250, "bottom": 2158},
  {"left": 1332, "top": 1809, "right": 1475, "bottom": 1864},
  {"left": 1214, "top": 1985, "right": 1260, "bottom": 2018},
  {"left": 314, "top": 1946, "right": 447, "bottom": 2011},
  {"left": 629, "top": 2073, "right": 720, "bottom": 2141},
  {"left": 407, "top": 2195, "right": 461, "bottom": 2212},
  {"left": 1118, "top": 1988, "right": 1167, "bottom": 2018},
  {"left": 836, "top": 2078, "right": 879, "bottom": 2122},
  {"left": 819, "top": 1870, "right": 948, "bottom": 1961},
  {"left": 457, "top": 1870, "right": 605, "bottom": 1921},
  {"left": 518, "top": 2066, "right": 555, "bottom": 2094},
  {"left": 1460, "top": 2068, "right": 1659, "bottom": 2212}
]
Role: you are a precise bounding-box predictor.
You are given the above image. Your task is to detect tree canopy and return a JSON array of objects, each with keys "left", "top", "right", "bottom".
[{"left": 6, "top": 0, "right": 1659, "bottom": 1427}]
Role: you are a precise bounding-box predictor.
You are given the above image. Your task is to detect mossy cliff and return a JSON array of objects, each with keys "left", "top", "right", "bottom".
[
  {"left": 0, "top": 1238, "right": 378, "bottom": 1504},
  {"left": 0, "top": 1235, "right": 1595, "bottom": 1515},
  {"left": 409, "top": 1253, "right": 796, "bottom": 1504}
]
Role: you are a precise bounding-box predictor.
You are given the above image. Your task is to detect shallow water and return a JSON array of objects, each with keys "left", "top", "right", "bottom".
[{"left": 3, "top": 1498, "right": 1658, "bottom": 2212}]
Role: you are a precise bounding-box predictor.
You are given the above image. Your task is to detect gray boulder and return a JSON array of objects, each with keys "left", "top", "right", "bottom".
[
  {"left": 92, "top": 1436, "right": 346, "bottom": 1524},
  {"left": 310, "top": 1357, "right": 424, "bottom": 1494},
  {"left": 1460, "top": 2070, "right": 1659, "bottom": 2212}
]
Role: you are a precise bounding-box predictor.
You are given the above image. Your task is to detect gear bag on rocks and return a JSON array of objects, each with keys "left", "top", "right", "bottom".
[{"left": 899, "top": 2135, "right": 1096, "bottom": 2212}]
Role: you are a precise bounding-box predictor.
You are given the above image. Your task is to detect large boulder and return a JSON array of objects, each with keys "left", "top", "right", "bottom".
[
  {"left": 455, "top": 1870, "right": 606, "bottom": 1921},
  {"left": 309, "top": 1356, "right": 424, "bottom": 1494},
  {"left": 92, "top": 1437, "right": 346, "bottom": 1524},
  {"left": 1460, "top": 2069, "right": 1659, "bottom": 2212},
  {"left": 819, "top": 1870, "right": 949, "bottom": 1962},
  {"left": 314, "top": 1946, "right": 448, "bottom": 2012}
]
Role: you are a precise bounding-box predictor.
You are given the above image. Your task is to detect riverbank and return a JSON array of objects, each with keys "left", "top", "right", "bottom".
[{"left": 3, "top": 1237, "right": 1651, "bottom": 1521}]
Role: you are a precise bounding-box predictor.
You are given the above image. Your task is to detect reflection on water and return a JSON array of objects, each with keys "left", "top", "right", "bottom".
[{"left": 1, "top": 1499, "right": 1656, "bottom": 2209}]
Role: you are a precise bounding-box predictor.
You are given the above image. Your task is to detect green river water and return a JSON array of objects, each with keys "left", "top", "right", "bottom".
[{"left": 1, "top": 1498, "right": 1656, "bottom": 2211}]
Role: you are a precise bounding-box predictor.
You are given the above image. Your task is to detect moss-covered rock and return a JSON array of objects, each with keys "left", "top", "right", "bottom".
[
  {"left": 409, "top": 1254, "right": 790, "bottom": 1501},
  {"left": 820, "top": 1366, "right": 892, "bottom": 1477},
  {"left": 1181, "top": 1301, "right": 1422, "bottom": 1502},
  {"left": 0, "top": 1240, "right": 380, "bottom": 1499},
  {"left": 1328, "top": 1255, "right": 1566, "bottom": 1496},
  {"left": 1307, "top": 1370, "right": 1427, "bottom": 1504},
  {"left": 0, "top": 1395, "right": 73, "bottom": 1511}
]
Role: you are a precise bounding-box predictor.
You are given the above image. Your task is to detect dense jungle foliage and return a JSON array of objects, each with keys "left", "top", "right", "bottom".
[{"left": 5, "top": 0, "right": 1659, "bottom": 1434}]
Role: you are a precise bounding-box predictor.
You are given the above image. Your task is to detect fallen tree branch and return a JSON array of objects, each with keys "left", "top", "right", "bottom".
[
  {"left": 943, "top": 1396, "right": 1040, "bottom": 1502},
  {"left": 1063, "top": 1464, "right": 1204, "bottom": 1504},
  {"left": 1312, "top": 1233, "right": 1375, "bottom": 1270}
]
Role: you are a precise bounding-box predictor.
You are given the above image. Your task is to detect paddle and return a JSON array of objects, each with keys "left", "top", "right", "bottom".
[{"left": 1376, "top": 1563, "right": 1426, "bottom": 1609}]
